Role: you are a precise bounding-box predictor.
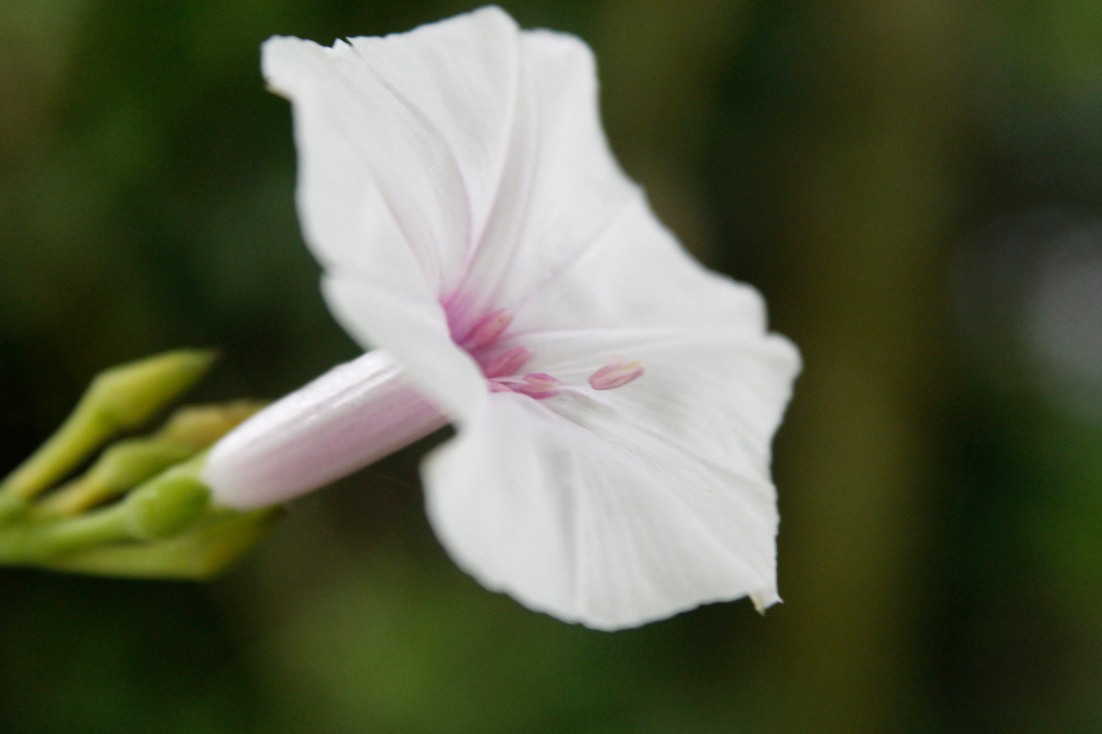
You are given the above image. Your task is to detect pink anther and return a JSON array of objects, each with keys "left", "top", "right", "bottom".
[
  {"left": 515, "top": 373, "right": 561, "bottom": 400},
  {"left": 462, "top": 309, "right": 513, "bottom": 350},
  {"left": 588, "top": 361, "right": 645, "bottom": 390},
  {"left": 487, "top": 380, "right": 514, "bottom": 393},
  {"left": 482, "top": 346, "right": 532, "bottom": 379}
]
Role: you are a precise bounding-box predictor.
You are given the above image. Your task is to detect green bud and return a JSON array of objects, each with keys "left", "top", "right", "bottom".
[
  {"left": 35, "top": 439, "right": 193, "bottom": 517},
  {"left": 86, "top": 349, "right": 218, "bottom": 431},
  {"left": 35, "top": 400, "right": 264, "bottom": 518},
  {"left": 99, "top": 440, "right": 194, "bottom": 488},
  {"left": 154, "top": 400, "right": 266, "bottom": 452},
  {"left": 0, "top": 349, "right": 216, "bottom": 507},
  {"left": 124, "top": 470, "right": 211, "bottom": 542}
]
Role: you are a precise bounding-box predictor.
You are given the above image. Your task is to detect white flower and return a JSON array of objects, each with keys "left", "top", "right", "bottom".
[{"left": 203, "top": 6, "right": 801, "bottom": 630}]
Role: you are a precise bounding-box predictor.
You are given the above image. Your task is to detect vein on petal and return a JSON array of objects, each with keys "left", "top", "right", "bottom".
[
  {"left": 453, "top": 25, "right": 523, "bottom": 286},
  {"left": 536, "top": 404, "right": 776, "bottom": 620},
  {"left": 293, "top": 51, "right": 436, "bottom": 285},
  {"left": 502, "top": 186, "right": 642, "bottom": 322},
  {"left": 357, "top": 60, "right": 477, "bottom": 286},
  {"left": 444, "top": 39, "right": 540, "bottom": 322}
]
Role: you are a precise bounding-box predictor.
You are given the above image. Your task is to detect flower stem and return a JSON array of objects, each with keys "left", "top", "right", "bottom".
[
  {"left": 0, "top": 350, "right": 216, "bottom": 523},
  {"left": 0, "top": 504, "right": 132, "bottom": 563},
  {"left": 40, "top": 506, "right": 284, "bottom": 580},
  {"left": 0, "top": 408, "right": 114, "bottom": 518},
  {"left": 0, "top": 453, "right": 213, "bottom": 564}
]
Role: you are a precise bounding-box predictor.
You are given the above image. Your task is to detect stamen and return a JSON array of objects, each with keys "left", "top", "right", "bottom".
[
  {"left": 462, "top": 309, "right": 513, "bottom": 350},
  {"left": 482, "top": 346, "right": 532, "bottom": 378},
  {"left": 588, "top": 361, "right": 645, "bottom": 390},
  {"left": 515, "top": 373, "right": 560, "bottom": 400},
  {"left": 487, "top": 380, "right": 514, "bottom": 393}
]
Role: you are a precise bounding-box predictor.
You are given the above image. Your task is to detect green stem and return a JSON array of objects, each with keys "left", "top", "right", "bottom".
[
  {"left": 41, "top": 507, "right": 284, "bottom": 580},
  {"left": 0, "top": 407, "right": 112, "bottom": 505},
  {"left": 32, "top": 439, "right": 195, "bottom": 519},
  {"left": 0, "top": 453, "right": 213, "bottom": 566},
  {"left": 0, "top": 504, "right": 131, "bottom": 564},
  {"left": 0, "top": 349, "right": 216, "bottom": 523}
]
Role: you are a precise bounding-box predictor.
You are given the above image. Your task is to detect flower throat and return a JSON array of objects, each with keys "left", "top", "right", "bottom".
[{"left": 453, "top": 308, "right": 645, "bottom": 399}]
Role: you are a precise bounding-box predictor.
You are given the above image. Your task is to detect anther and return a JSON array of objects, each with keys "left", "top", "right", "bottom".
[
  {"left": 515, "top": 373, "right": 560, "bottom": 400},
  {"left": 462, "top": 309, "right": 513, "bottom": 350},
  {"left": 588, "top": 361, "right": 645, "bottom": 390},
  {"left": 482, "top": 346, "right": 532, "bottom": 378}
]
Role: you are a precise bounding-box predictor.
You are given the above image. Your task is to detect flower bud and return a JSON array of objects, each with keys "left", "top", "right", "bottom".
[
  {"left": 88, "top": 349, "right": 217, "bottom": 431},
  {"left": 0, "top": 349, "right": 216, "bottom": 506},
  {"left": 155, "top": 401, "right": 266, "bottom": 451},
  {"left": 124, "top": 469, "right": 211, "bottom": 542}
]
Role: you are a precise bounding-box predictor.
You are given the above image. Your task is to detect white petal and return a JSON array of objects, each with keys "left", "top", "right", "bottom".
[
  {"left": 260, "top": 8, "right": 523, "bottom": 416},
  {"left": 262, "top": 8, "right": 518, "bottom": 295},
  {"left": 508, "top": 191, "right": 801, "bottom": 468},
  {"left": 204, "top": 351, "right": 447, "bottom": 509},
  {"left": 423, "top": 389, "right": 787, "bottom": 631},
  {"left": 424, "top": 190, "right": 800, "bottom": 629},
  {"left": 321, "top": 273, "right": 484, "bottom": 418},
  {"left": 262, "top": 12, "right": 647, "bottom": 373},
  {"left": 508, "top": 191, "right": 771, "bottom": 336},
  {"left": 442, "top": 27, "right": 641, "bottom": 338}
]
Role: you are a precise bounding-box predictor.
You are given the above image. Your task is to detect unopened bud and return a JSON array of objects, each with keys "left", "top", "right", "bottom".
[
  {"left": 34, "top": 401, "right": 263, "bottom": 518},
  {"left": 0, "top": 349, "right": 216, "bottom": 505},
  {"left": 155, "top": 401, "right": 266, "bottom": 451},
  {"left": 88, "top": 349, "right": 217, "bottom": 431},
  {"left": 34, "top": 440, "right": 192, "bottom": 517},
  {"left": 125, "top": 465, "right": 211, "bottom": 542}
]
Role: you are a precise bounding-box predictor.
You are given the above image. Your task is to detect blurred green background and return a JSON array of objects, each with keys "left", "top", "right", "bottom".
[{"left": 3, "top": 0, "right": 1102, "bottom": 731}]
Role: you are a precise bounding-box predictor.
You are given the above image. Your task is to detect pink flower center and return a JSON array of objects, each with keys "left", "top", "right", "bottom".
[{"left": 453, "top": 309, "right": 645, "bottom": 400}]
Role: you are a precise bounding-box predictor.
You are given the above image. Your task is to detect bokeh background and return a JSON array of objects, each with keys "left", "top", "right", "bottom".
[{"left": 2, "top": 0, "right": 1101, "bottom": 731}]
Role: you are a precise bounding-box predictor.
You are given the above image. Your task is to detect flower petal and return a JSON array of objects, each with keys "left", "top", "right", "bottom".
[
  {"left": 505, "top": 190, "right": 801, "bottom": 476},
  {"left": 507, "top": 191, "right": 772, "bottom": 337},
  {"left": 321, "top": 273, "right": 484, "bottom": 417},
  {"left": 260, "top": 8, "right": 525, "bottom": 416},
  {"left": 427, "top": 188, "right": 799, "bottom": 629},
  {"left": 262, "top": 9, "right": 528, "bottom": 416},
  {"left": 442, "top": 26, "right": 641, "bottom": 338},
  {"left": 262, "top": 7, "right": 519, "bottom": 295},
  {"left": 423, "top": 391, "right": 785, "bottom": 631}
]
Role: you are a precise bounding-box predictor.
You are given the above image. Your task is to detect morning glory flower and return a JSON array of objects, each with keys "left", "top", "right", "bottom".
[{"left": 202, "top": 6, "right": 800, "bottom": 630}]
